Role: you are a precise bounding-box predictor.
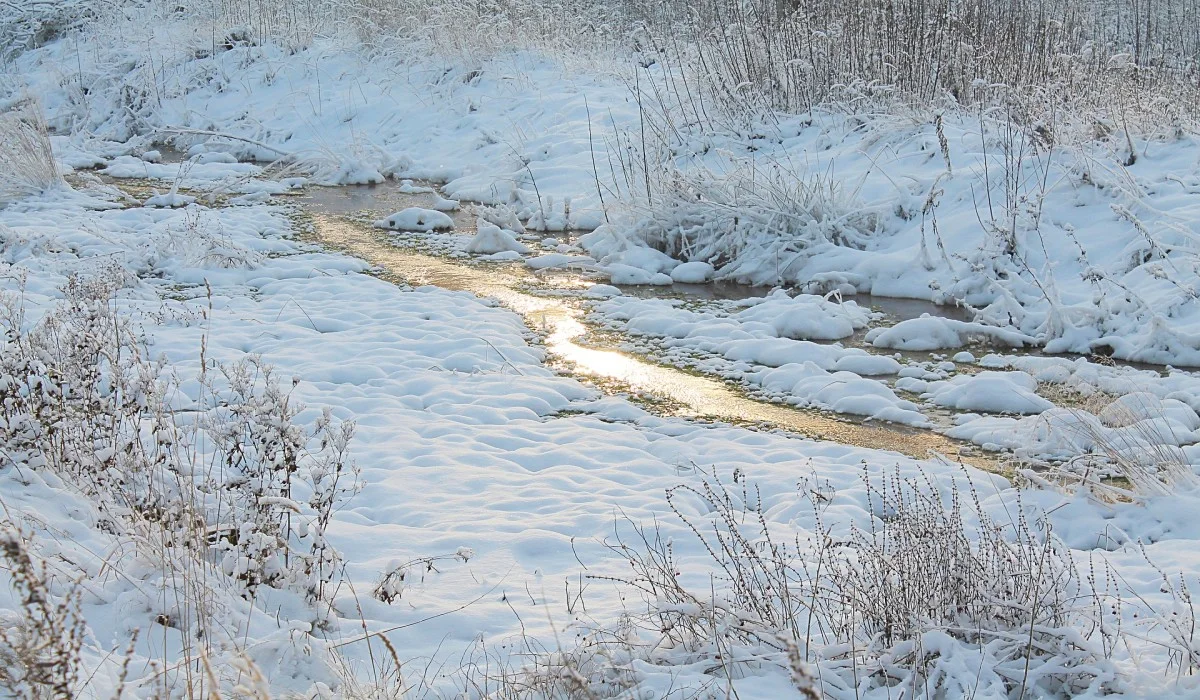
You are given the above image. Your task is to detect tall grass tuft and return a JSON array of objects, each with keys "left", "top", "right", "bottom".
[{"left": 0, "top": 104, "right": 61, "bottom": 207}]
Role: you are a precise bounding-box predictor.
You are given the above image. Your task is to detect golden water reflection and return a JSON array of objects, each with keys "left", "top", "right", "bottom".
[{"left": 309, "top": 214, "right": 1000, "bottom": 471}]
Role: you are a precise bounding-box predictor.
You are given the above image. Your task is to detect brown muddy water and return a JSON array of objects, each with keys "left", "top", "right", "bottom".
[{"left": 306, "top": 208, "right": 999, "bottom": 472}]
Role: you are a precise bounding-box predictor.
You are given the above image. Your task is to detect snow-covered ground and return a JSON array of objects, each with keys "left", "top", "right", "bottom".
[
  {"left": 3, "top": 3, "right": 1200, "bottom": 697},
  {"left": 9, "top": 9, "right": 1200, "bottom": 367}
]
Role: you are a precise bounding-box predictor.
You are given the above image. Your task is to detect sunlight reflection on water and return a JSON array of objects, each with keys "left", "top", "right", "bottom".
[{"left": 309, "top": 213, "right": 999, "bottom": 471}]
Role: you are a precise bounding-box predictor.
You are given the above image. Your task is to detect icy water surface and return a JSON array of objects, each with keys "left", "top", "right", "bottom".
[{"left": 308, "top": 212, "right": 999, "bottom": 471}]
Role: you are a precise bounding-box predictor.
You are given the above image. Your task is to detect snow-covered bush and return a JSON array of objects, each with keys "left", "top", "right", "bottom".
[
  {"left": 609, "top": 158, "right": 880, "bottom": 285},
  {"left": 0, "top": 524, "right": 88, "bottom": 699},
  {"left": 589, "top": 469, "right": 1121, "bottom": 697},
  {"left": 0, "top": 269, "right": 362, "bottom": 690},
  {"left": 0, "top": 0, "right": 102, "bottom": 61},
  {"left": 202, "top": 356, "right": 360, "bottom": 606},
  {"left": 0, "top": 269, "right": 174, "bottom": 519},
  {"left": 0, "top": 271, "right": 359, "bottom": 605},
  {"left": 0, "top": 104, "right": 61, "bottom": 207},
  {"left": 1021, "top": 394, "right": 1200, "bottom": 501}
]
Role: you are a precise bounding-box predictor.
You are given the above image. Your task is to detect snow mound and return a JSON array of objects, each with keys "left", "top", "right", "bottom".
[
  {"left": 670, "top": 261, "right": 714, "bottom": 283},
  {"left": 760, "top": 362, "right": 928, "bottom": 426},
  {"left": 605, "top": 246, "right": 679, "bottom": 274},
  {"left": 867, "top": 316, "right": 1037, "bottom": 351},
  {"left": 526, "top": 253, "right": 595, "bottom": 270},
  {"left": 949, "top": 399, "right": 1200, "bottom": 463},
  {"left": 733, "top": 289, "right": 872, "bottom": 341},
  {"left": 606, "top": 264, "right": 672, "bottom": 285},
  {"left": 1099, "top": 392, "right": 1200, "bottom": 430},
  {"left": 432, "top": 196, "right": 460, "bottom": 211},
  {"left": 833, "top": 353, "right": 903, "bottom": 375},
  {"left": 464, "top": 220, "right": 530, "bottom": 255},
  {"left": 374, "top": 207, "right": 454, "bottom": 232},
  {"left": 923, "top": 371, "right": 1053, "bottom": 414},
  {"left": 584, "top": 284, "right": 622, "bottom": 299},
  {"left": 397, "top": 179, "right": 434, "bottom": 194},
  {"left": 144, "top": 192, "right": 195, "bottom": 208}
]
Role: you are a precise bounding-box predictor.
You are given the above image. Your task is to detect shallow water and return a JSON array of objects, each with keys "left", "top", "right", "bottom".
[
  {"left": 308, "top": 213, "right": 999, "bottom": 471},
  {"left": 293, "top": 182, "right": 978, "bottom": 316}
]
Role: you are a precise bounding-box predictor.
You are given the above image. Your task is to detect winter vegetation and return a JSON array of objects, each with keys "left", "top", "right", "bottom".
[{"left": 2, "top": 0, "right": 1200, "bottom": 698}]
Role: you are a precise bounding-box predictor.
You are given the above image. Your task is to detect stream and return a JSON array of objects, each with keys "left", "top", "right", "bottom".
[{"left": 295, "top": 185, "right": 1002, "bottom": 471}]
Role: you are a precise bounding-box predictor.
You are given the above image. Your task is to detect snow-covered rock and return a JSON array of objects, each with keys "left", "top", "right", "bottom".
[
  {"left": 606, "top": 263, "right": 672, "bottom": 285},
  {"left": 923, "top": 371, "right": 1053, "bottom": 414},
  {"left": 464, "top": 220, "right": 530, "bottom": 254},
  {"left": 670, "top": 261, "right": 714, "bottom": 283},
  {"left": 374, "top": 207, "right": 454, "bottom": 232},
  {"left": 143, "top": 191, "right": 195, "bottom": 208}
]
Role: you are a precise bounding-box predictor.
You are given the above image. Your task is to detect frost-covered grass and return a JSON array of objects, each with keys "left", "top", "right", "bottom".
[
  {"left": 5, "top": 2, "right": 1197, "bottom": 372},
  {"left": 0, "top": 104, "right": 61, "bottom": 206}
]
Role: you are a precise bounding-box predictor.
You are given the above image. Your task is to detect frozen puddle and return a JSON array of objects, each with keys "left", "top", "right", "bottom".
[{"left": 308, "top": 213, "right": 997, "bottom": 470}]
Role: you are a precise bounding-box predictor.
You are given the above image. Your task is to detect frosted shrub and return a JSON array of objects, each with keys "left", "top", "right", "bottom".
[
  {"left": 0, "top": 524, "right": 88, "bottom": 699},
  {"left": 0, "top": 105, "right": 61, "bottom": 207},
  {"left": 202, "top": 356, "right": 360, "bottom": 605},
  {"left": 615, "top": 161, "right": 878, "bottom": 286},
  {"left": 593, "top": 468, "right": 1120, "bottom": 697},
  {"left": 0, "top": 0, "right": 100, "bottom": 60},
  {"left": 0, "top": 270, "right": 180, "bottom": 522},
  {"left": 0, "top": 271, "right": 359, "bottom": 610}
]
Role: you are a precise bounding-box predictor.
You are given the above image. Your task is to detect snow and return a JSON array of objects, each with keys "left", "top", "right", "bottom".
[
  {"left": 583, "top": 283, "right": 622, "bottom": 298},
  {"left": 431, "top": 195, "right": 460, "bottom": 211},
  {"left": 373, "top": 207, "right": 455, "bottom": 232},
  {"left": 760, "top": 362, "right": 929, "bottom": 425},
  {"left": 143, "top": 191, "right": 195, "bottom": 208},
  {"left": 923, "top": 371, "right": 1055, "bottom": 414},
  {"left": 525, "top": 252, "right": 595, "bottom": 270},
  {"left": 833, "top": 353, "right": 903, "bottom": 375},
  {"left": 4, "top": 7, "right": 1200, "bottom": 697},
  {"left": 670, "top": 260, "right": 714, "bottom": 283},
  {"left": 605, "top": 263, "right": 672, "bottom": 285},
  {"left": 867, "top": 315, "right": 1038, "bottom": 351},
  {"left": 12, "top": 14, "right": 1195, "bottom": 368},
  {"left": 586, "top": 294, "right": 930, "bottom": 422},
  {"left": 463, "top": 219, "right": 530, "bottom": 254}
]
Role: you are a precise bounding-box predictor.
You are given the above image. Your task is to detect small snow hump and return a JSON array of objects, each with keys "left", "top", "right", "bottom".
[
  {"left": 143, "top": 191, "right": 196, "bottom": 208},
  {"left": 373, "top": 207, "right": 454, "bottom": 232},
  {"left": 465, "top": 219, "right": 530, "bottom": 255}
]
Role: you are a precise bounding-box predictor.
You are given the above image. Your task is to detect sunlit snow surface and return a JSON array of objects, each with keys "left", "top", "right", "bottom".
[{"left": 2, "top": 24, "right": 1200, "bottom": 698}]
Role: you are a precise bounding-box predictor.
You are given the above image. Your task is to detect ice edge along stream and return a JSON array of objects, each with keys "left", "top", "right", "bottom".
[{"left": 306, "top": 212, "right": 1000, "bottom": 472}]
